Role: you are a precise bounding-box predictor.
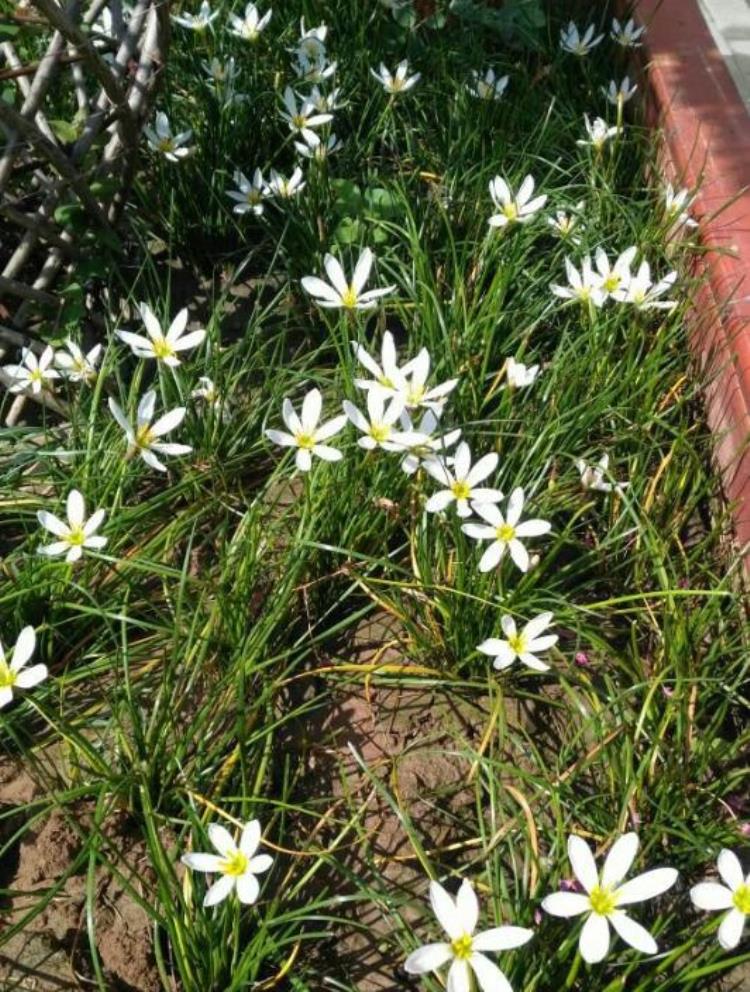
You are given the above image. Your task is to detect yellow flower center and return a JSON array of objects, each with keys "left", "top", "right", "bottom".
[
  {"left": 451, "top": 480, "right": 471, "bottom": 501},
  {"left": 589, "top": 885, "right": 618, "bottom": 916},
  {"left": 369, "top": 423, "right": 391, "bottom": 443},
  {"left": 291, "top": 113, "right": 307, "bottom": 129},
  {"left": 295, "top": 432, "right": 316, "bottom": 450},
  {"left": 451, "top": 933, "right": 474, "bottom": 960},
  {"left": 247, "top": 189, "right": 262, "bottom": 204},
  {"left": 157, "top": 138, "right": 175, "bottom": 153},
  {"left": 406, "top": 384, "right": 425, "bottom": 406},
  {"left": 29, "top": 369, "right": 44, "bottom": 384},
  {"left": 67, "top": 526, "right": 86, "bottom": 547},
  {"left": 503, "top": 203, "right": 518, "bottom": 221},
  {"left": 603, "top": 275, "right": 620, "bottom": 292},
  {"left": 219, "top": 850, "right": 249, "bottom": 877},
  {"left": 341, "top": 286, "right": 358, "bottom": 308},
  {"left": 733, "top": 884, "right": 750, "bottom": 915},
  {"left": 477, "top": 82, "right": 492, "bottom": 99},
  {"left": 152, "top": 338, "right": 176, "bottom": 360},
  {"left": 508, "top": 633, "right": 527, "bottom": 655},
  {"left": 377, "top": 375, "right": 394, "bottom": 389},
  {"left": 135, "top": 425, "right": 155, "bottom": 449},
  {"left": 496, "top": 523, "right": 516, "bottom": 542},
  {"left": 0, "top": 661, "right": 17, "bottom": 689}
]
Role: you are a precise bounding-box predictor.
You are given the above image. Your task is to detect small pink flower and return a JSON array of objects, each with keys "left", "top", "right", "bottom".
[{"left": 574, "top": 651, "right": 590, "bottom": 667}]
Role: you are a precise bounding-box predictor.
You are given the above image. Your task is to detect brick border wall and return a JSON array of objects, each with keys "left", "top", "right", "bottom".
[{"left": 636, "top": 0, "right": 750, "bottom": 559}]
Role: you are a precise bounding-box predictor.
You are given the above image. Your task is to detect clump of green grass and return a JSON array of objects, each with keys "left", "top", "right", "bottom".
[{"left": 1, "top": 1, "right": 749, "bottom": 991}]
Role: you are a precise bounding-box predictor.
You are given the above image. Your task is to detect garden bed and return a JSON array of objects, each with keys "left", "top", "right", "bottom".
[{"left": 1, "top": 2, "right": 750, "bottom": 991}]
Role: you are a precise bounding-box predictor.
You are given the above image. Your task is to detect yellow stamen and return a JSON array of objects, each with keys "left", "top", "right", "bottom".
[
  {"left": 135, "top": 425, "right": 155, "bottom": 449},
  {"left": 67, "top": 526, "right": 85, "bottom": 547},
  {"left": 733, "top": 884, "right": 750, "bottom": 915},
  {"left": 219, "top": 850, "right": 249, "bottom": 877},
  {"left": 0, "top": 661, "right": 17, "bottom": 689},
  {"left": 503, "top": 203, "right": 518, "bottom": 221},
  {"left": 451, "top": 480, "right": 471, "bottom": 501},
  {"left": 341, "top": 286, "right": 358, "bottom": 308},
  {"left": 451, "top": 934, "right": 474, "bottom": 960},
  {"left": 369, "top": 423, "right": 390, "bottom": 443},
  {"left": 152, "top": 337, "right": 176, "bottom": 361},
  {"left": 295, "top": 432, "right": 316, "bottom": 450},
  {"left": 508, "top": 633, "right": 527, "bottom": 655},
  {"left": 496, "top": 523, "right": 516, "bottom": 542},
  {"left": 589, "top": 885, "right": 617, "bottom": 916}
]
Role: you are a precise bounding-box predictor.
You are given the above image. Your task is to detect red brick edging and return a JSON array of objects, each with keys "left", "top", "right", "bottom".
[{"left": 636, "top": 0, "right": 750, "bottom": 559}]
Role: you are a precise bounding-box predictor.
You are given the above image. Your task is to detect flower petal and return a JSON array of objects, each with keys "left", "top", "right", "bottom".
[
  {"left": 718, "top": 908, "right": 747, "bottom": 950},
  {"left": 429, "top": 880, "right": 463, "bottom": 940},
  {"left": 150, "top": 407, "right": 186, "bottom": 438},
  {"left": 615, "top": 868, "right": 678, "bottom": 906},
  {"left": 472, "top": 926, "right": 534, "bottom": 952},
  {"left": 541, "top": 891, "right": 591, "bottom": 917},
  {"left": 602, "top": 833, "right": 639, "bottom": 889},
  {"left": 352, "top": 248, "right": 374, "bottom": 295},
  {"left": 181, "top": 852, "right": 223, "bottom": 873},
  {"left": 690, "top": 882, "right": 734, "bottom": 911},
  {"left": 469, "top": 953, "right": 512, "bottom": 992},
  {"left": 10, "top": 626, "right": 36, "bottom": 672},
  {"left": 13, "top": 663, "right": 48, "bottom": 689},
  {"left": 568, "top": 835, "right": 599, "bottom": 894},
  {"left": 37, "top": 511, "right": 69, "bottom": 538},
  {"left": 579, "top": 912, "right": 610, "bottom": 963},
  {"left": 609, "top": 911, "right": 657, "bottom": 955},
  {"left": 208, "top": 823, "right": 236, "bottom": 858},
  {"left": 203, "top": 873, "right": 235, "bottom": 907},
  {"left": 236, "top": 871, "right": 260, "bottom": 904},
  {"left": 455, "top": 879, "right": 479, "bottom": 934},
  {"left": 446, "top": 958, "right": 471, "bottom": 992},
  {"left": 403, "top": 942, "right": 453, "bottom": 975},
  {"left": 66, "top": 489, "right": 85, "bottom": 527},
  {"left": 239, "top": 820, "right": 261, "bottom": 857},
  {"left": 718, "top": 850, "right": 745, "bottom": 891}
]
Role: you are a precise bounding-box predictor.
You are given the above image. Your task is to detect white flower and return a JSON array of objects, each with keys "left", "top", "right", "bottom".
[
  {"left": 265, "top": 388, "right": 347, "bottom": 472},
  {"left": 301, "top": 249, "right": 395, "bottom": 310},
  {"left": 542, "top": 833, "right": 678, "bottom": 964},
  {"left": 3, "top": 345, "right": 60, "bottom": 394},
  {"left": 424, "top": 443, "right": 502, "bottom": 518},
  {"left": 280, "top": 86, "right": 333, "bottom": 132},
  {"left": 560, "top": 21, "right": 604, "bottom": 56},
  {"left": 605, "top": 77, "right": 637, "bottom": 106},
  {"left": 595, "top": 246, "right": 637, "bottom": 298},
  {"left": 172, "top": 0, "right": 218, "bottom": 30},
  {"left": 293, "top": 50, "right": 336, "bottom": 84},
  {"left": 37, "top": 489, "right": 107, "bottom": 563},
  {"left": 551, "top": 256, "right": 606, "bottom": 307},
  {"left": 468, "top": 68, "right": 509, "bottom": 101},
  {"left": 0, "top": 627, "right": 47, "bottom": 710},
  {"left": 622, "top": 261, "right": 677, "bottom": 311},
  {"left": 308, "top": 84, "right": 343, "bottom": 113},
  {"left": 352, "top": 331, "right": 420, "bottom": 398},
  {"left": 462, "top": 488, "right": 550, "bottom": 572},
  {"left": 505, "top": 357, "right": 539, "bottom": 389},
  {"left": 181, "top": 820, "right": 273, "bottom": 907},
  {"left": 576, "top": 454, "right": 629, "bottom": 494},
  {"left": 267, "top": 167, "right": 305, "bottom": 199},
  {"left": 116, "top": 304, "right": 205, "bottom": 366},
  {"left": 396, "top": 348, "right": 458, "bottom": 413},
  {"left": 488, "top": 175, "right": 547, "bottom": 228},
  {"left": 343, "top": 392, "right": 411, "bottom": 451},
  {"left": 404, "top": 878, "right": 533, "bottom": 992},
  {"left": 478, "top": 613, "right": 558, "bottom": 672},
  {"left": 145, "top": 112, "right": 192, "bottom": 162},
  {"left": 228, "top": 3, "right": 271, "bottom": 41},
  {"left": 296, "top": 18, "right": 327, "bottom": 60},
  {"left": 577, "top": 115, "right": 620, "bottom": 151},
  {"left": 227, "top": 169, "right": 268, "bottom": 215},
  {"left": 192, "top": 376, "right": 226, "bottom": 415},
  {"left": 371, "top": 60, "right": 421, "bottom": 94},
  {"left": 690, "top": 850, "right": 750, "bottom": 950},
  {"left": 663, "top": 183, "right": 698, "bottom": 230},
  {"left": 109, "top": 391, "right": 192, "bottom": 472},
  {"left": 547, "top": 204, "right": 584, "bottom": 243},
  {"left": 294, "top": 128, "right": 342, "bottom": 161},
  {"left": 396, "top": 409, "right": 461, "bottom": 475},
  {"left": 55, "top": 340, "right": 102, "bottom": 384},
  {"left": 611, "top": 16, "right": 645, "bottom": 48}
]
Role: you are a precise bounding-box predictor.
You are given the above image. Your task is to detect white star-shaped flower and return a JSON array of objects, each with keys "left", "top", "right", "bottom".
[
  {"left": 37, "top": 489, "right": 107, "bottom": 563},
  {"left": 109, "top": 390, "right": 192, "bottom": 472},
  {"left": 352, "top": 331, "right": 418, "bottom": 397},
  {"left": 396, "top": 409, "right": 461, "bottom": 475},
  {"left": 478, "top": 613, "right": 557, "bottom": 672},
  {"left": 267, "top": 167, "right": 305, "bottom": 199},
  {"left": 488, "top": 175, "right": 547, "bottom": 228},
  {"left": 424, "top": 442, "right": 502, "bottom": 518},
  {"left": 621, "top": 261, "right": 677, "bottom": 311},
  {"left": 228, "top": 2, "right": 271, "bottom": 42},
  {"left": 461, "top": 488, "right": 550, "bottom": 572},
  {"left": 371, "top": 59, "right": 420, "bottom": 94},
  {"left": 604, "top": 77, "right": 637, "bottom": 106},
  {"left": 265, "top": 388, "right": 347, "bottom": 472},
  {"left": 542, "top": 833, "right": 678, "bottom": 964},
  {"left": 302, "top": 249, "right": 395, "bottom": 311},
  {"left": 55, "top": 340, "right": 102, "bottom": 384},
  {"left": 551, "top": 256, "right": 606, "bottom": 307},
  {"left": 3, "top": 345, "right": 60, "bottom": 394},
  {"left": 594, "top": 246, "right": 637, "bottom": 298},
  {"left": 294, "top": 129, "right": 342, "bottom": 161},
  {"left": 560, "top": 21, "right": 604, "bottom": 55},
  {"left": 144, "top": 112, "right": 192, "bottom": 162},
  {"left": 611, "top": 16, "right": 645, "bottom": 48},
  {"left": 343, "top": 392, "right": 412, "bottom": 451},
  {"left": 280, "top": 86, "right": 333, "bottom": 133},
  {"left": 691, "top": 850, "right": 750, "bottom": 950},
  {"left": 467, "top": 68, "right": 509, "bottom": 101},
  {"left": 172, "top": 0, "right": 218, "bottom": 31},
  {"left": 576, "top": 454, "right": 629, "bottom": 494},
  {"left": 0, "top": 627, "right": 47, "bottom": 709},
  {"left": 116, "top": 304, "right": 205, "bottom": 366},
  {"left": 505, "top": 357, "right": 539, "bottom": 389},
  {"left": 404, "top": 878, "right": 533, "bottom": 992},
  {"left": 577, "top": 115, "right": 620, "bottom": 152},
  {"left": 396, "top": 348, "right": 458, "bottom": 412},
  {"left": 181, "top": 819, "right": 273, "bottom": 907},
  {"left": 227, "top": 168, "right": 268, "bottom": 216}
]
